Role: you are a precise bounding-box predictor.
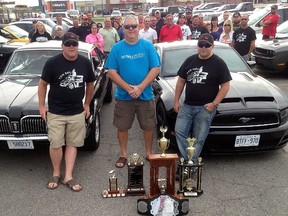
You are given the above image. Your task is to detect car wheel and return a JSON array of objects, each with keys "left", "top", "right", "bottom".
[
  {"left": 104, "top": 79, "right": 113, "bottom": 103},
  {"left": 84, "top": 111, "right": 100, "bottom": 151}
]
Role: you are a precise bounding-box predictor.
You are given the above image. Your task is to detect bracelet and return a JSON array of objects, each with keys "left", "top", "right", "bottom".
[{"left": 212, "top": 101, "right": 219, "bottom": 108}]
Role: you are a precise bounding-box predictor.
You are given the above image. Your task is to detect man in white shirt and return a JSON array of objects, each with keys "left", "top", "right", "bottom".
[
  {"left": 177, "top": 14, "right": 191, "bottom": 40},
  {"left": 139, "top": 16, "right": 158, "bottom": 44}
]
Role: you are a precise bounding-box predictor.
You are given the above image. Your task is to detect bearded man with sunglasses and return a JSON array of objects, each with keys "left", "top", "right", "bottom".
[
  {"left": 105, "top": 15, "right": 160, "bottom": 168},
  {"left": 38, "top": 33, "right": 96, "bottom": 192},
  {"left": 174, "top": 33, "right": 231, "bottom": 164}
]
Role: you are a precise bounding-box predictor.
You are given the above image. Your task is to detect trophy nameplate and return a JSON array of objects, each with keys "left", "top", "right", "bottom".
[
  {"left": 126, "top": 153, "right": 145, "bottom": 196},
  {"left": 177, "top": 137, "right": 204, "bottom": 197},
  {"left": 102, "top": 170, "right": 126, "bottom": 198}
]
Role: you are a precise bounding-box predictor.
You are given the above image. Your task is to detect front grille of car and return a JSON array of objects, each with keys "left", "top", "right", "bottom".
[
  {"left": 254, "top": 48, "right": 275, "bottom": 58},
  {"left": 211, "top": 113, "right": 279, "bottom": 131},
  {"left": 0, "top": 115, "right": 46, "bottom": 133}
]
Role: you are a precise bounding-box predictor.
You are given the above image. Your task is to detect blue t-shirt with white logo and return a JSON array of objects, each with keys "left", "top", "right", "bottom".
[{"left": 105, "top": 38, "right": 160, "bottom": 100}]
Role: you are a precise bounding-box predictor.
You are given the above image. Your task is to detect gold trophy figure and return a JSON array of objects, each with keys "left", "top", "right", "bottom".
[
  {"left": 186, "top": 137, "right": 196, "bottom": 165},
  {"left": 157, "top": 178, "right": 167, "bottom": 194},
  {"left": 158, "top": 125, "right": 170, "bottom": 157}
]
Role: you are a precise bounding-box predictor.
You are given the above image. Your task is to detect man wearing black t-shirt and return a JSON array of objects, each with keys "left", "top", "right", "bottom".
[
  {"left": 174, "top": 33, "right": 232, "bottom": 163},
  {"left": 232, "top": 14, "right": 256, "bottom": 61},
  {"left": 190, "top": 15, "right": 209, "bottom": 39},
  {"left": 38, "top": 32, "right": 96, "bottom": 192}
]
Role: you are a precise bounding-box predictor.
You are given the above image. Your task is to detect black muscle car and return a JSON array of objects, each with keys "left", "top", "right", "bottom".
[{"left": 0, "top": 41, "right": 112, "bottom": 150}]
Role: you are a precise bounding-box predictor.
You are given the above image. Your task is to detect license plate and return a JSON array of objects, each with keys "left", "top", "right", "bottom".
[
  {"left": 235, "top": 135, "right": 260, "bottom": 147},
  {"left": 7, "top": 140, "right": 34, "bottom": 149}
]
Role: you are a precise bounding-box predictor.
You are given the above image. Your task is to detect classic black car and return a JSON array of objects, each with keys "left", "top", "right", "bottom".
[
  {"left": 253, "top": 20, "right": 288, "bottom": 73},
  {"left": 0, "top": 41, "right": 112, "bottom": 150},
  {"left": 153, "top": 40, "right": 288, "bottom": 154}
]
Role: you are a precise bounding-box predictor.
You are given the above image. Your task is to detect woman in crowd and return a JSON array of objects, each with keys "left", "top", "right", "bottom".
[
  {"left": 112, "top": 20, "right": 124, "bottom": 40},
  {"left": 219, "top": 19, "right": 233, "bottom": 45},
  {"left": 85, "top": 23, "right": 104, "bottom": 53},
  {"left": 31, "top": 21, "right": 52, "bottom": 42},
  {"left": 53, "top": 25, "right": 64, "bottom": 40},
  {"left": 210, "top": 15, "right": 223, "bottom": 41},
  {"left": 96, "top": 23, "right": 103, "bottom": 31}
]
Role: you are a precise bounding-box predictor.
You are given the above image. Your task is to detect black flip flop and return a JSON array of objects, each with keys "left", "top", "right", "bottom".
[{"left": 115, "top": 157, "right": 127, "bottom": 168}]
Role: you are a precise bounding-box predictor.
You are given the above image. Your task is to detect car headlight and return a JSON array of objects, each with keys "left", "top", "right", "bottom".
[{"left": 280, "top": 108, "right": 288, "bottom": 125}]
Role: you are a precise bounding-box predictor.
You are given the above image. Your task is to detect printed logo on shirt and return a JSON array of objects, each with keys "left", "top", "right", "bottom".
[
  {"left": 59, "top": 69, "right": 83, "bottom": 89},
  {"left": 121, "top": 53, "right": 144, "bottom": 60},
  {"left": 236, "top": 33, "right": 247, "bottom": 42},
  {"left": 187, "top": 66, "right": 208, "bottom": 84},
  {"left": 191, "top": 30, "right": 201, "bottom": 39},
  {"left": 36, "top": 37, "right": 49, "bottom": 42}
]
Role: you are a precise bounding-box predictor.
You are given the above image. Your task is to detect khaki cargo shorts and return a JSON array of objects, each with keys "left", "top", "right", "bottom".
[
  {"left": 46, "top": 112, "right": 86, "bottom": 148},
  {"left": 113, "top": 99, "right": 156, "bottom": 131}
]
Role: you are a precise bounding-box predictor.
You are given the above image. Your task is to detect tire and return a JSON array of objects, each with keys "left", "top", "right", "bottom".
[
  {"left": 104, "top": 79, "right": 113, "bottom": 103},
  {"left": 83, "top": 112, "right": 100, "bottom": 151}
]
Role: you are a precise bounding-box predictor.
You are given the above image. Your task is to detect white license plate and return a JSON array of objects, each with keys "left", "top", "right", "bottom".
[
  {"left": 235, "top": 135, "right": 260, "bottom": 147},
  {"left": 7, "top": 140, "right": 34, "bottom": 149}
]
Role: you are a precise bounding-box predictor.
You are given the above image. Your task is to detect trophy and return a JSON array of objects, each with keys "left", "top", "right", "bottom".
[
  {"left": 102, "top": 170, "right": 126, "bottom": 198},
  {"left": 177, "top": 137, "right": 204, "bottom": 197},
  {"left": 158, "top": 126, "right": 170, "bottom": 157},
  {"left": 158, "top": 178, "right": 167, "bottom": 194},
  {"left": 126, "top": 153, "right": 145, "bottom": 196}
]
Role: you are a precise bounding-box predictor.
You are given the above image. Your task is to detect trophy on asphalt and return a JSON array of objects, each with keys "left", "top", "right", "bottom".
[
  {"left": 177, "top": 137, "right": 204, "bottom": 197},
  {"left": 158, "top": 126, "right": 170, "bottom": 157},
  {"left": 126, "top": 153, "right": 145, "bottom": 196},
  {"left": 102, "top": 170, "right": 125, "bottom": 198}
]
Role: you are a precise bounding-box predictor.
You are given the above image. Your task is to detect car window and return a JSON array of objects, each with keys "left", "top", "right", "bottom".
[
  {"left": 161, "top": 46, "right": 250, "bottom": 77},
  {"left": 5, "top": 25, "right": 28, "bottom": 38},
  {"left": 248, "top": 8, "right": 269, "bottom": 26},
  {"left": 5, "top": 50, "right": 89, "bottom": 76},
  {"left": 277, "top": 20, "right": 288, "bottom": 33}
]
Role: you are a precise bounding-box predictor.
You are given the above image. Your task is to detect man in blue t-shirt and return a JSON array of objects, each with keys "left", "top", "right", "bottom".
[{"left": 105, "top": 15, "right": 160, "bottom": 168}]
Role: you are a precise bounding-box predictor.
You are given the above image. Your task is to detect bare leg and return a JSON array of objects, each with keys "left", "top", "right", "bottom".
[
  {"left": 144, "top": 129, "right": 154, "bottom": 158},
  {"left": 63, "top": 146, "right": 81, "bottom": 191},
  {"left": 48, "top": 147, "right": 63, "bottom": 188},
  {"left": 116, "top": 129, "right": 128, "bottom": 167}
]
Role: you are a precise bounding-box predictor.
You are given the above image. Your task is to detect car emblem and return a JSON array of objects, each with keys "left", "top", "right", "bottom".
[
  {"left": 11, "top": 121, "right": 20, "bottom": 132},
  {"left": 239, "top": 117, "right": 255, "bottom": 124}
]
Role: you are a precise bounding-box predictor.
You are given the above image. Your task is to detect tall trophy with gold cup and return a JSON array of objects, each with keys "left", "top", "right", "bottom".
[{"left": 158, "top": 126, "right": 170, "bottom": 157}]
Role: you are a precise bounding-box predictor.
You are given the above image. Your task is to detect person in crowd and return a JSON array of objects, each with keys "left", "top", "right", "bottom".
[
  {"left": 232, "top": 12, "right": 241, "bottom": 31},
  {"left": 155, "top": 10, "right": 165, "bottom": 34},
  {"left": 98, "top": 17, "right": 120, "bottom": 56},
  {"left": 116, "top": 16, "right": 123, "bottom": 26},
  {"left": 76, "top": 15, "right": 91, "bottom": 42},
  {"left": 231, "top": 14, "right": 256, "bottom": 61},
  {"left": 96, "top": 22, "right": 103, "bottom": 31},
  {"left": 198, "top": 14, "right": 205, "bottom": 27},
  {"left": 38, "top": 32, "right": 96, "bottom": 192},
  {"left": 219, "top": 11, "right": 230, "bottom": 27},
  {"left": 190, "top": 15, "right": 209, "bottom": 39},
  {"left": 185, "top": 9, "right": 193, "bottom": 26},
  {"left": 177, "top": 14, "right": 191, "bottom": 40},
  {"left": 53, "top": 25, "right": 64, "bottom": 40},
  {"left": 105, "top": 15, "right": 160, "bottom": 168},
  {"left": 159, "top": 14, "right": 182, "bottom": 42},
  {"left": 31, "top": 21, "right": 52, "bottom": 42},
  {"left": 138, "top": 13, "right": 145, "bottom": 30},
  {"left": 219, "top": 19, "right": 233, "bottom": 45},
  {"left": 68, "top": 18, "right": 79, "bottom": 34},
  {"left": 51, "top": 15, "right": 69, "bottom": 38},
  {"left": 112, "top": 20, "right": 124, "bottom": 40},
  {"left": 86, "top": 23, "right": 104, "bottom": 53},
  {"left": 174, "top": 33, "right": 231, "bottom": 163},
  {"left": 205, "top": 22, "right": 211, "bottom": 32},
  {"left": 185, "top": 0, "right": 194, "bottom": 14},
  {"left": 86, "top": 11, "right": 95, "bottom": 26},
  {"left": 150, "top": 15, "right": 161, "bottom": 40},
  {"left": 260, "top": 5, "right": 279, "bottom": 39},
  {"left": 28, "top": 20, "right": 37, "bottom": 42},
  {"left": 210, "top": 15, "right": 223, "bottom": 41},
  {"left": 139, "top": 16, "right": 158, "bottom": 43}
]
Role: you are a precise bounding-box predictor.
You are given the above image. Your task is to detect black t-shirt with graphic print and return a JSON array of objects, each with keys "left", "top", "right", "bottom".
[
  {"left": 189, "top": 25, "right": 209, "bottom": 39},
  {"left": 41, "top": 54, "right": 96, "bottom": 115},
  {"left": 177, "top": 54, "right": 232, "bottom": 106},
  {"left": 233, "top": 27, "right": 256, "bottom": 56},
  {"left": 31, "top": 31, "right": 52, "bottom": 42}
]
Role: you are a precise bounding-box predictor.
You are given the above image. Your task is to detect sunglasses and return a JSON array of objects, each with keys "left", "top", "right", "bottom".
[
  {"left": 123, "top": 24, "right": 138, "bottom": 29},
  {"left": 198, "top": 43, "right": 212, "bottom": 48},
  {"left": 224, "top": 24, "right": 231, "bottom": 26},
  {"left": 64, "top": 41, "right": 78, "bottom": 47}
]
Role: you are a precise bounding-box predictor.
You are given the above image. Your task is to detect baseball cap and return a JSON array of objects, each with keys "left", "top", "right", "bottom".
[
  {"left": 62, "top": 32, "right": 79, "bottom": 44},
  {"left": 198, "top": 33, "right": 214, "bottom": 45},
  {"left": 186, "top": 8, "right": 192, "bottom": 13},
  {"left": 155, "top": 10, "right": 161, "bottom": 14}
]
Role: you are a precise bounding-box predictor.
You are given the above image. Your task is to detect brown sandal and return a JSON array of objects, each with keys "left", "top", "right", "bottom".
[
  {"left": 115, "top": 157, "right": 127, "bottom": 168},
  {"left": 62, "top": 179, "right": 83, "bottom": 192},
  {"left": 46, "top": 176, "right": 62, "bottom": 190}
]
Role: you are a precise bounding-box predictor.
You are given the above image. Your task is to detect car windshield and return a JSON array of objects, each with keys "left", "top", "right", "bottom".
[
  {"left": 248, "top": 8, "right": 269, "bottom": 25},
  {"left": 5, "top": 25, "right": 28, "bottom": 38},
  {"left": 162, "top": 46, "right": 250, "bottom": 76},
  {"left": 277, "top": 20, "right": 288, "bottom": 34},
  {"left": 5, "top": 50, "right": 89, "bottom": 76}
]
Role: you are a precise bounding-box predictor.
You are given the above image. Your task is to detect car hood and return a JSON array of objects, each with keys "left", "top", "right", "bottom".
[
  {"left": 161, "top": 72, "right": 288, "bottom": 111},
  {"left": 0, "top": 76, "right": 41, "bottom": 118},
  {"left": 255, "top": 37, "right": 288, "bottom": 50}
]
